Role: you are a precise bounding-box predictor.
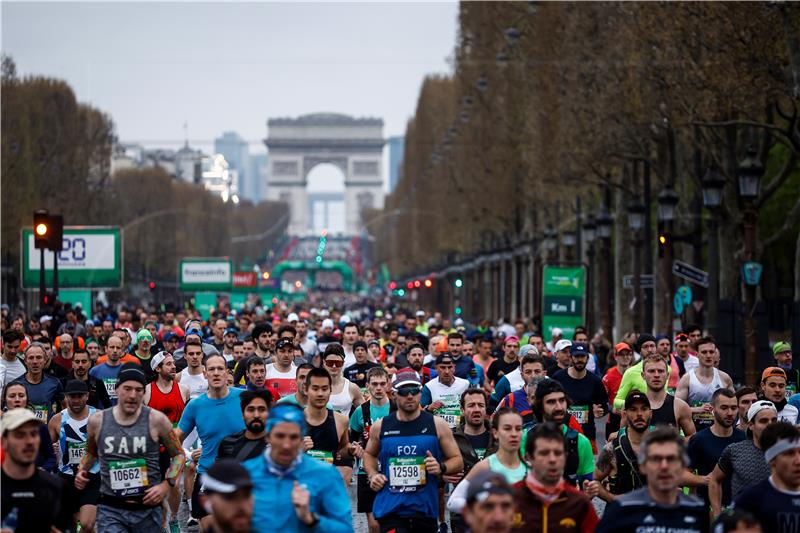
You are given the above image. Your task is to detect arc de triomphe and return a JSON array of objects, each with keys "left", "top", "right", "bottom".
[{"left": 265, "top": 113, "right": 385, "bottom": 236}]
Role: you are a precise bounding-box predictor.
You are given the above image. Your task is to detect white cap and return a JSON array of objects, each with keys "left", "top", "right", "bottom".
[
  {"left": 427, "top": 317, "right": 436, "bottom": 326},
  {"left": 322, "top": 318, "right": 334, "bottom": 330},
  {"left": 747, "top": 400, "right": 777, "bottom": 422},
  {"left": 287, "top": 313, "right": 299, "bottom": 323},
  {"left": 454, "top": 318, "right": 465, "bottom": 327},
  {"left": 554, "top": 339, "right": 573, "bottom": 352},
  {"left": 340, "top": 315, "right": 351, "bottom": 324},
  {"left": 552, "top": 327, "right": 563, "bottom": 337},
  {"left": 415, "top": 310, "right": 425, "bottom": 317},
  {"left": 39, "top": 315, "right": 53, "bottom": 324},
  {"left": 150, "top": 351, "right": 169, "bottom": 371}
]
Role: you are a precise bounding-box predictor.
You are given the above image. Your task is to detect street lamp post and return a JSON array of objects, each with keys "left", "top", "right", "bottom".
[
  {"left": 583, "top": 215, "right": 597, "bottom": 332},
  {"left": 596, "top": 196, "right": 614, "bottom": 342},
  {"left": 701, "top": 164, "right": 726, "bottom": 339},
  {"left": 628, "top": 201, "right": 646, "bottom": 332},
  {"left": 738, "top": 147, "right": 765, "bottom": 386},
  {"left": 657, "top": 183, "right": 679, "bottom": 337}
]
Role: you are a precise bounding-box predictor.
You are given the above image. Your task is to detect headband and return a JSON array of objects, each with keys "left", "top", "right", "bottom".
[
  {"left": 265, "top": 403, "right": 307, "bottom": 436},
  {"left": 765, "top": 437, "right": 800, "bottom": 463}
]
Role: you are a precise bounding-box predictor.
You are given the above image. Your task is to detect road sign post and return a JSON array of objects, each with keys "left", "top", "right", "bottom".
[
  {"left": 21, "top": 227, "right": 122, "bottom": 290},
  {"left": 541, "top": 265, "right": 586, "bottom": 341},
  {"left": 672, "top": 260, "right": 709, "bottom": 288}
]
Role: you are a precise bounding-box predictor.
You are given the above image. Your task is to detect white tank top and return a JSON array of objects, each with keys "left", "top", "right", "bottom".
[
  {"left": 687, "top": 367, "right": 723, "bottom": 404},
  {"left": 179, "top": 368, "right": 208, "bottom": 400},
  {"left": 329, "top": 378, "right": 355, "bottom": 414}
]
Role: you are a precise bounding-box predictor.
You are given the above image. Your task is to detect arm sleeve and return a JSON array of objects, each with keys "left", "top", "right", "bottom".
[
  {"left": 577, "top": 435, "right": 594, "bottom": 478},
  {"left": 687, "top": 435, "right": 700, "bottom": 471},
  {"left": 178, "top": 399, "right": 196, "bottom": 434},
  {"left": 421, "top": 385, "right": 433, "bottom": 407},
  {"left": 315, "top": 468, "right": 354, "bottom": 533},
  {"left": 490, "top": 376, "right": 511, "bottom": 404},
  {"left": 613, "top": 369, "right": 634, "bottom": 411},
  {"left": 447, "top": 478, "right": 470, "bottom": 514}
]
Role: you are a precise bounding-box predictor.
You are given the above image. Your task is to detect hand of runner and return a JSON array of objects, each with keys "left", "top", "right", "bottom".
[
  {"left": 592, "top": 404, "right": 605, "bottom": 418},
  {"left": 424, "top": 451, "right": 441, "bottom": 475},
  {"left": 191, "top": 447, "right": 202, "bottom": 462},
  {"left": 428, "top": 401, "right": 444, "bottom": 412},
  {"left": 74, "top": 469, "right": 89, "bottom": 490},
  {"left": 303, "top": 436, "right": 314, "bottom": 451},
  {"left": 442, "top": 472, "right": 463, "bottom": 484},
  {"left": 142, "top": 480, "right": 169, "bottom": 506},
  {"left": 291, "top": 481, "right": 313, "bottom": 524},
  {"left": 582, "top": 479, "right": 601, "bottom": 498},
  {"left": 368, "top": 472, "right": 387, "bottom": 491},
  {"left": 348, "top": 441, "right": 364, "bottom": 459}
]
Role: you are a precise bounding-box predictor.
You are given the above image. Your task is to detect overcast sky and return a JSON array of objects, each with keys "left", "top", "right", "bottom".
[{"left": 2, "top": 1, "right": 459, "bottom": 154}]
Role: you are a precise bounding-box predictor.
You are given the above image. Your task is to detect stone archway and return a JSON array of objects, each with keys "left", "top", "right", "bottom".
[{"left": 265, "top": 113, "right": 385, "bottom": 236}]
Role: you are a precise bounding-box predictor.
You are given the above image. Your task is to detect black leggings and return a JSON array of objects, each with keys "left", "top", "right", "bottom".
[{"left": 378, "top": 514, "right": 438, "bottom": 533}]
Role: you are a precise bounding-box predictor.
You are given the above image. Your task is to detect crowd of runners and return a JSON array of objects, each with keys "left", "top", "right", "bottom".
[{"left": 1, "top": 302, "right": 798, "bottom": 533}]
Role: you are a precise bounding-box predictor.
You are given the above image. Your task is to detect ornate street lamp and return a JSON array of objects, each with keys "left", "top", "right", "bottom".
[
  {"left": 626, "top": 201, "right": 646, "bottom": 231},
  {"left": 544, "top": 225, "right": 557, "bottom": 251},
  {"left": 504, "top": 27, "right": 521, "bottom": 45},
  {"left": 595, "top": 206, "right": 613, "bottom": 239},
  {"left": 496, "top": 52, "right": 509, "bottom": 68},
  {"left": 562, "top": 230, "right": 577, "bottom": 248},
  {"left": 701, "top": 164, "right": 726, "bottom": 209},
  {"left": 737, "top": 147, "right": 764, "bottom": 200},
  {"left": 476, "top": 74, "right": 488, "bottom": 92},
  {"left": 582, "top": 215, "right": 597, "bottom": 244},
  {"left": 657, "top": 184, "right": 680, "bottom": 223}
]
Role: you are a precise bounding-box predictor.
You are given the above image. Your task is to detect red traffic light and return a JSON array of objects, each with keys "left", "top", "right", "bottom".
[
  {"left": 424, "top": 279, "right": 433, "bottom": 288},
  {"left": 406, "top": 281, "right": 414, "bottom": 289},
  {"left": 389, "top": 281, "right": 397, "bottom": 290},
  {"left": 414, "top": 280, "right": 421, "bottom": 288},
  {"left": 148, "top": 281, "right": 156, "bottom": 290}
]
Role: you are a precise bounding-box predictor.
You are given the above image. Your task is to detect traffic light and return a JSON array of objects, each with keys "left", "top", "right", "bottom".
[
  {"left": 423, "top": 279, "right": 433, "bottom": 288},
  {"left": 149, "top": 281, "right": 156, "bottom": 290},
  {"left": 32, "top": 210, "right": 63, "bottom": 251},
  {"left": 658, "top": 231, "right": 670, "bottom": 258},
  {"left": 454, "top": 278, "right": 463, "bottom": 288},
  {"left": 389, "top": 281, "right": 397, "bottom": 290}
]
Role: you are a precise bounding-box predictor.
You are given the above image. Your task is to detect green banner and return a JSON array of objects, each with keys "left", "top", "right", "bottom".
[
  {"left": 541, "top": 265, "right": 586, "bottom": 341},
  {"left": 59, "top": 290, "right": 92, "bottom": 314},
  {"left": 229, "top": 293, "right": 247, "bottom": 311},
  {"left": 194, "top": 292, "right": 217, "bottom": 321}
]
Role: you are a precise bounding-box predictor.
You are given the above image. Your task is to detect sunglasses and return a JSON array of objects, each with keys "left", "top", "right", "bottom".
[
  {"left": 395, "top": 387, "right": 421, "bottom": 397},
  {"left": 324, "top": 359, "right": 344, "bottom": 368}
]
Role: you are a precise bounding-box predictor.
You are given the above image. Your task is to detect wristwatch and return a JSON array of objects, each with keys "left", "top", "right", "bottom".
[{"left": 439, "top": 460, "right": 448, "bottom": 475}]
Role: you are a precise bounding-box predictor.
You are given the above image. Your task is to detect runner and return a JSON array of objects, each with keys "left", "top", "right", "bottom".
[
  {"left": 175, "top": 337, "right": 208, "bottom": 400},
  {"left": 303, "top": 366, "right": 355, "bottom": 483},
  {"left": 90, "top": 335, "right": 127, "bottom": 406},
  {"left": 323, "top": 343, "right": 364, "bottom": 415},
  {"left": 596, "top": 426, "right": 708, "bottom": 533},
  {"left": 66, "top": 347, "right": 112, "bottom": 409},
  {"left": 546, "top": 338, "right": 573, "bottom": 376},
  {"left": 296, "top": 318, "right": 318, "bottom": 362},
  {"left": 758, "top": 367, "right": 799, "bottom": 423},
  {"left": 687, "top": 388, "right": 745, "bottom": 509},
  {"left": 602, "top": 341, "right": 634, "bottom": 436},
  {"left": 674, "top": 332, "right": 700, "bottom": 373},
  {"left": 143, "top": 351, "right": 189, "bottom": 533},
  {"left": 422, "top": 354, "right": 470, "bottom": 430},
  {"left": 589, "top": 391, "right": 652, "bottom": 502},
  {"left": 132, "top": 328, "right": 157, "bottom": 382},
  {"left": 612, "top": 334, "right": 661, "bottom": 411},
  {"left": 709, "top": 399, "right": 777, "bottom": 516},
  {"left": 529, "top": 379, "right": 594, "bottom": 486},
  {"left": 447, "top": 332, "right": 484, "bottom": 388},
  {"left": 676, "top": 336, "right": 734, "bottom": 432},
  {"left": 494, "top": 355, "right": 546, "bottom": 415},
  {"left": 12, "top": 342, "right": 64, "bottom": 422},
  {"left": 349, "top": 366, "right": 395, "bottom": 533},
  {"left": 217, "top": 389, "right": 271, "bottom": 462},
  {"left": 1, "top": 381, "right": 57, "bottom": 470},
  {"left": 459, "top": 470, "right": 515, "bottom": 533},
  {"left": 221, "top": 327, "right": 240, "bottom": 363},
  {"left": 399, "top": 343, "right": 434, "bottom": 385},
  {"left": 551, "top": 342, "right": 608, "bottom": 451},
  {"left": 770, "top": 341, "right": 798, "bottom": 396},
  {"left": 264, "top": 338, "right": 297, "bottom": 398},
  {"left": 199, "top": 459, "right": 255, "bottom": 533},
  {"left": 175, "top": 354, "right": 245, "bottom": 528},
  {"left": 472, "top": 336, "right": 495, "bottom": 388},
  {"left": 509, "top": 422, "right": 598, "bottom": 533},
  {"left": 733, "top": 421, "right": 800, "bottom": 533},
  {"left": 0, "top": 330, "right": 26, "bottom": 389},
  {"left": 1, "top": 408, "right": 72, "bottom": 531},
  {"left": 242, "top": 403, "right": 352, "bottom": 532},
  {"left": 735, "top": 386, "right": 758, "bottom": 432},
  {"left": 277, "top": 363, "right": 315, "bottom": 407},
  {"left": 343, "top": 339, "right": 380, "bottom": 391},
  {"left": 448, "top": 408, "right": 527, "bottom": 514},
  {"left": 364, "top": 369, "right": 463, "bottom": 533},
  {"left": 490, "top": 348, "right": 540, "bottom": 409},
  {"left": 642, "top": 356, "right": 696, "bottom": 436},
  {"left": 342, "top": 321, "right": 361, "bottom": 367},
  {"left": 486, "top": 336, "right": 521, "bottom": 389},
  {"left": 48, "top": 379, "right": 100, "bottom": 533},
  {"left": 75, "top": 364, "right": 185, "bottom": 533}
]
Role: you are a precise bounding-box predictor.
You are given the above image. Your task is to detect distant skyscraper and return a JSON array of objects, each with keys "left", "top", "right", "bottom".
[
  {"left": 214, "top": 132, "right": 251, "bottom": 200},
  {"left": 249, "top": 154, "right": 268, "bottom": 202},
  {"left": 388, "top": 136, "right": 404, "bottom": 192}
]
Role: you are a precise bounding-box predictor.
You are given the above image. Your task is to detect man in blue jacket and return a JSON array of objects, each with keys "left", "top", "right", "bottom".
[{"left": 242, "top": 403, "right": 352, "bottom": 533}]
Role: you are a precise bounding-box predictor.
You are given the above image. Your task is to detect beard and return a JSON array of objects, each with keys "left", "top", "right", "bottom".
[
  {"left": 409, "top": 361, "right": 422, "bottom": 371},
  {"left": 247, "top": 419, "right": 265, "bottom": 433}
]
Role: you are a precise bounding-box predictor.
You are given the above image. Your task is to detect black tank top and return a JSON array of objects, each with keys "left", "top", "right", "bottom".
[
  {"left": 650, "top": 394, "right": 677, "bottom": 427},
  {"left": 307, "top": 409, "right": 339, "bottom": 464}
]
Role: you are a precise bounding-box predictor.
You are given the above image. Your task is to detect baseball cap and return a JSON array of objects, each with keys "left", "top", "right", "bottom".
[
  {"left": 368, "top": 340, "right": 380, "bottom": 348},
  {"left": 393, "top": 369, "right": 422, "bottom": 389},
  {"left": 185, "top": 328, "right": 203, "bottom": 339},
  {"left": 415, "top": 310, "right": 425, "bottom": 317},
  {"left": 150, "top": 351, "right": 169, "bottom": 371},
  {"left": 223, "top": 327, "right": 239, "bottom": 337},
  {"left": 505, "top": 335, "right": 520, "bottom": 345},
  {"left": 322, "top": 318, "right": 335, "bottom": 330},
  {"left": 554, "top": 339, "right": 572, "bottom": 352},
  {"left": 519, "top": 344, "right": 539, "bottom": 357},
  {"left": 136, "top": 328, "right": 154, "bottom": 343},
  {"left": 202, "top": 459, "right": 254, "bottom": 494},
  {"left": 614, "top": 342, "right": 632, "bottom": 353},
  {"left": 465, "top": 470, "right": 513, "bottom": 504},
  {"left": 276, "top": 339, "right": 293, "bottom": 350},
  {"left": 39, "top": 315, "right": 53, "bottom": 324},
  {"left": 353, "top": 340, "right": 368, "bottom": 352},
  {"left": 774, "top": 341, "right": 793, "bottom": 355},
  {"left": 64, "top": 379, "right": 89, "bottom": 395},
  {"left": 116, "top": 363, "right": 147, "bottom": 388},
  {"left": 747, "top": 399, "right": 777, "bottom": 422},
  {"left": 551, "top": 327, "right": 563, "bottom": 337},
  {"left": 761, "top": 367, "right": 787, "bottom": 383},
  {"left": 287, "top": 313, "right": 299, "bottom": 323},
  {"left": 624, "top": 390, "right": 650, "bottom": 410},
  {"left": 162, "top": 331, "right": 178, "bottom": 342},
  {"left": 570, "top": 342, "right": 590, "bottom": 357},
  {"left": 435, "top": 354, "right": 455, "bottom": 366},
  {"left": 1, "top": 408, "right": 43, "bottom": 434}
]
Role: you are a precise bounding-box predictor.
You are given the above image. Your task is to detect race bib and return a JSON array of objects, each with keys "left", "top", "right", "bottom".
[
  {"left": 436, "top": 408, "right": 461, "bottom": 429},
  {"left": 68, "top": 441, "right": 87, "bottom": 465},
  {"left": 568, "top": 405, "right": 589, "bottom": 425},
  {"left": 307, "top": 449, "right": 334, "bottom": 464},
  {"left": 31, "top": 404, "right": 48, "bottom": 421},
  {"left": 103, "top": 378, "right": 118, "bottom": 399},
  {"left": 389, "top": 456, "right": 426, "bottom": 490},
  {"left": 109, "top": 458, "right": 149, "bottom": 497},
  {"left": 691, "top": 401, "right": 714, "bottom": 423}
]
